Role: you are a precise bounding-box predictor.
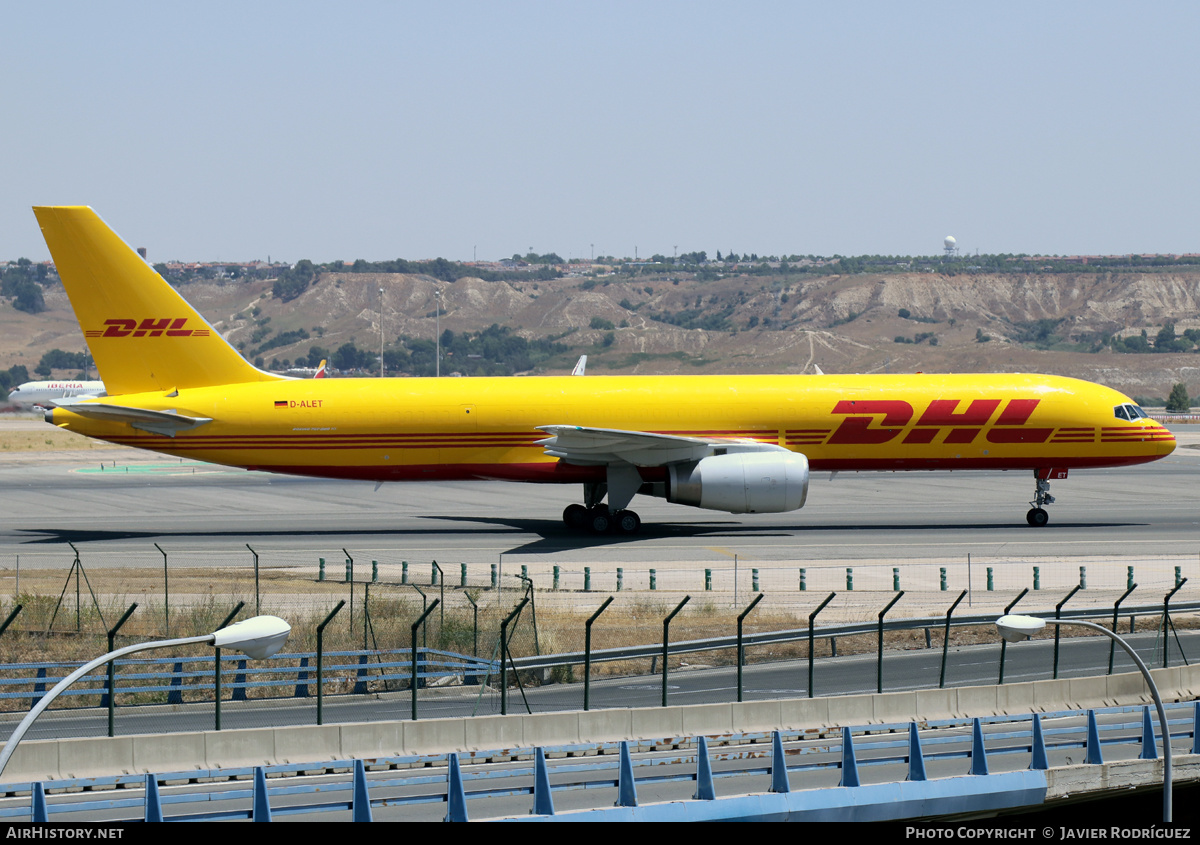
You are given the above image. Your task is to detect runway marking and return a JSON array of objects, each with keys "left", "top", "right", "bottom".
[{"left": 74, "top": 462, "right": 236, "bottom": 476}]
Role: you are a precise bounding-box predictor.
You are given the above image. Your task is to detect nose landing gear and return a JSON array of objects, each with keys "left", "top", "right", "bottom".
[{"left": 1026, "top": 472, "right": 1056, "bottom": 527}]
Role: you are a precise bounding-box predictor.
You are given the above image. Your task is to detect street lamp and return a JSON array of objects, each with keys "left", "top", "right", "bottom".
[
  {"left": 0, "top": 616, "right": 291, "bottom": 779},
  {"left": 995, "top": 614, "right": 1172, "bottom": 822}
]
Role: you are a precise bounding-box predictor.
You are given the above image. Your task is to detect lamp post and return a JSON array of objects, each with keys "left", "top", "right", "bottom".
[
  {"left": 0, "top": 616, "right": 291, "bottom": 779},
  {"left": 995, "top": 614, "right": 1172, "bottom": 822}
]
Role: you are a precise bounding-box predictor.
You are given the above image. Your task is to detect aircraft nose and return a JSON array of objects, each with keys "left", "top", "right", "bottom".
[{"left": 1159, "top": 427, "right": 1177, "bottom": 456}]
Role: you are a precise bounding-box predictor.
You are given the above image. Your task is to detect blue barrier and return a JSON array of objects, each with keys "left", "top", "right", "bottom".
[{"left": 13, "top": 701, "right": 1196, "bottom": 823}]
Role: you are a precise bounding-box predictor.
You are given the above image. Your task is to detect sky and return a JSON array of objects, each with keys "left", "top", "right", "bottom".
[{"left": 4, "top": 1, "right": 1200, "bottom": 264}]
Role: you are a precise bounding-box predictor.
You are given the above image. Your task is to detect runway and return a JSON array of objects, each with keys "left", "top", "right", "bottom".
[{"left": 1, "top": 426, "right": 1197, "bottom": 568}]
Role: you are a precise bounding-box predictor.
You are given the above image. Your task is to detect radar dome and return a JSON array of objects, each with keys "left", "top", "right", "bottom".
[{"left": 944, "top": 236, "right": 957, "bottom": 248}]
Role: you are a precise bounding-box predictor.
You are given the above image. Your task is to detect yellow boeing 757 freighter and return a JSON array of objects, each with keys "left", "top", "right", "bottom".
[{"left": 35, "top": 207, "right": 1176, "bottom": 533}]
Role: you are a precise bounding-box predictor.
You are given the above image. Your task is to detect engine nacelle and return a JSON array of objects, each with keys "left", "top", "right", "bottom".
[{"left": 667, "top": 452, "right": 809, "bottom": 514}]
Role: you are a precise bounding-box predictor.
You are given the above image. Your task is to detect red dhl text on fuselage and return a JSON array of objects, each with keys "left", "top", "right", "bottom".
[{"left": 54, "top": 372, "right": 1175, "bottom": 482}]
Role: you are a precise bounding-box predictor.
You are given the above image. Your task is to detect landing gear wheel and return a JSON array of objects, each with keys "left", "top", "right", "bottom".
[
  {"left": 586, "top": 505, "right": 611, "bottom": 534},
  {"left": 612, "top": 509, "right": 641, "bottom": 535},
  {"left": 563, "top": 503, "right": 588, "bottom": 530},
  {"left": 1026, "top": 507, "right": 1049, "bottom": 527}
]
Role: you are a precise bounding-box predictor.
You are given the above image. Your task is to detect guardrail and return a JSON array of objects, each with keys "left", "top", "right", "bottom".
[{"left": 7, "top": 700, "right": 1198, "bottom": 822}]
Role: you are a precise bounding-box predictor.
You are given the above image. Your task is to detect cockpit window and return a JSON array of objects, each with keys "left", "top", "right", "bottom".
[{"left": 1114, "top": 404, "right": 1148, "bottom": 421}]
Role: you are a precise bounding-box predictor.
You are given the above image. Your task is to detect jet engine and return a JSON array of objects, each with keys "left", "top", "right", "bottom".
[{"left": 665, "top": 451, "right": 809, "bottom": 514}]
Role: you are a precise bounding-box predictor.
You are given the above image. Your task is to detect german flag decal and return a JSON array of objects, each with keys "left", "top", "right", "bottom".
[{"left": 274, "top": 400, "right": 288, "bottom": 408}]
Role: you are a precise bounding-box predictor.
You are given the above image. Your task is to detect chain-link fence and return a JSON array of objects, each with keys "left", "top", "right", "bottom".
[{"left": 0, "top": 544, "right": 1194, "bottom": 743}]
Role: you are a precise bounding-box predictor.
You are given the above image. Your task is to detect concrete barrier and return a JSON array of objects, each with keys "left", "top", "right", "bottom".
[{"left": 5, "top": 663, "right": 1197, "bottom": 786}]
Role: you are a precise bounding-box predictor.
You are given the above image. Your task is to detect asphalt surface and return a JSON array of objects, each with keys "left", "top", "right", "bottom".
[{"left": 0, "top": 426, "right": 1197, "bottom": 565}]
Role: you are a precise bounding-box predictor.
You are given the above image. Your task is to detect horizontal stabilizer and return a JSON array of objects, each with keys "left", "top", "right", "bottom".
[{"left": 54, "top": 399, "right": 212, "bottom": 438}]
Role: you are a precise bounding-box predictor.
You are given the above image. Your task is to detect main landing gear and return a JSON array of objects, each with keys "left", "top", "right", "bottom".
[
  {"left": 562, "top": 480, "right": 642, "bottom": 535},
  {"left": 1026, "top": 471, "right": 1056, "bottom": 527},
  {"left": 563, "top": 503, "right": 642, "bottom": 535}
]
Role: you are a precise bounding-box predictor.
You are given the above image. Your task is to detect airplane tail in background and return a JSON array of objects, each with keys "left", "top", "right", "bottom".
[
  {"left": 33, "top": 206, "right": 283, "bottom": 396},
  {"left": 315, "top": 359, "right": 327, "bottom": 378}
]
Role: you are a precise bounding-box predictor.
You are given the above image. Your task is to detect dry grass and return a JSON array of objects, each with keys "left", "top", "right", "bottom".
[
  {"left": 0, "top": 566, "right": 1192, "bottom": 711},
  {"left": 0, "top": 427, "right": 105, "bottom": 452}
]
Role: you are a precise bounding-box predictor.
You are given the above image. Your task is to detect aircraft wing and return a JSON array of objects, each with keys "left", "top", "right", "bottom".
[
  {"left": 54, "top": 399, "right": 213, "bottom": 437},
  {"left": 535, "top": 424, "right": 782, "bottom": 466}
]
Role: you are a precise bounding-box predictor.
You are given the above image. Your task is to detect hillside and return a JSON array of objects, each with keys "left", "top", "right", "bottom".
[{"left": 5, "top": 267, "right": 1200, "bottom": 400}]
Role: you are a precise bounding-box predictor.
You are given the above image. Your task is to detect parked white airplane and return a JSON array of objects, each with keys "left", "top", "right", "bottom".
[{"left": 7, "top": 380, "right": 106, "bottom": 408}]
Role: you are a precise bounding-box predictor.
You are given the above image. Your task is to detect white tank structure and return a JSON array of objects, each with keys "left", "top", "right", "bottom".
[{"left": 943, "top": 235, "right": 958, "bottom": 258}]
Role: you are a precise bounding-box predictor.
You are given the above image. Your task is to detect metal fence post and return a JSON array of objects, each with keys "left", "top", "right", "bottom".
[
  {"left": 316, "top": 600, "right": 346, "bottom": 726},
  {"left": 0, "top": 606, "right": 22, "bottom": 640},
  {"left": 154, "top": 543, "right": 169, "bottom": 636},
  {"left": 1110, "top": 584, "right": 1136, "bottom": 674},
  {"left": 584, "top": 597, "right": 614, "bottom": 711},
  {"left": 246, "top": 544, "right": 260, "bottom": 616},
  {"left": 661, "top": 596, "right": 690, "bottom": 707},
  {"left": 877, "top": 592, "right": 904, "bottom": 694},
  {"left": 499, "top": 597, "right": 530, "bottom": 716},
  {"left": 411, "top": 599, "right": 441, "bottom": 720},
  {"left": 1161, "top": 579, "right": 1188, "bottom": 668},
  {"left": 432, "top": 562, "right": 445, "bottom": 629},
  {"left": 343, "top": 548, "right": 355, "bottom": 638},
  {"left": 463, "top": 592, "right": 479, "bottom": 659},
  {"left": 214, "top": 602, "right": 245, "bottom": 731},
  {"left": 938, "top": 591, "right": 966, "bottom": 689},
  {"left": 412, "top": 585, "right": 428, "bottom": 649},
  {"left": 737, "top": 594, "right": 765, "bottom": 702},
  {"left": 998, "top": 588, "right": 1029, "bottom": 684},
  {"left": 808, "top": 592, "right": 836, "bottom": 698},
  {"left": 105, "top": 603, "right": 138, "bottom": 737},
  {"left": 1053, "top": 585, "right": 1082, "bottom": 679}
]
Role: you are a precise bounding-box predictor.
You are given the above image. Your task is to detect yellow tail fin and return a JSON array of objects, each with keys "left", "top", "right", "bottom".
[{"left": 34, "top": 206, "right": 283, "bottom": 396}]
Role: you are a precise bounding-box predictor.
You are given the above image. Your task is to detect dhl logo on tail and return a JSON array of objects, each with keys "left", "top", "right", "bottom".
[{"left": 87, "top": 318, "right": 211, "bottom": 338}]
